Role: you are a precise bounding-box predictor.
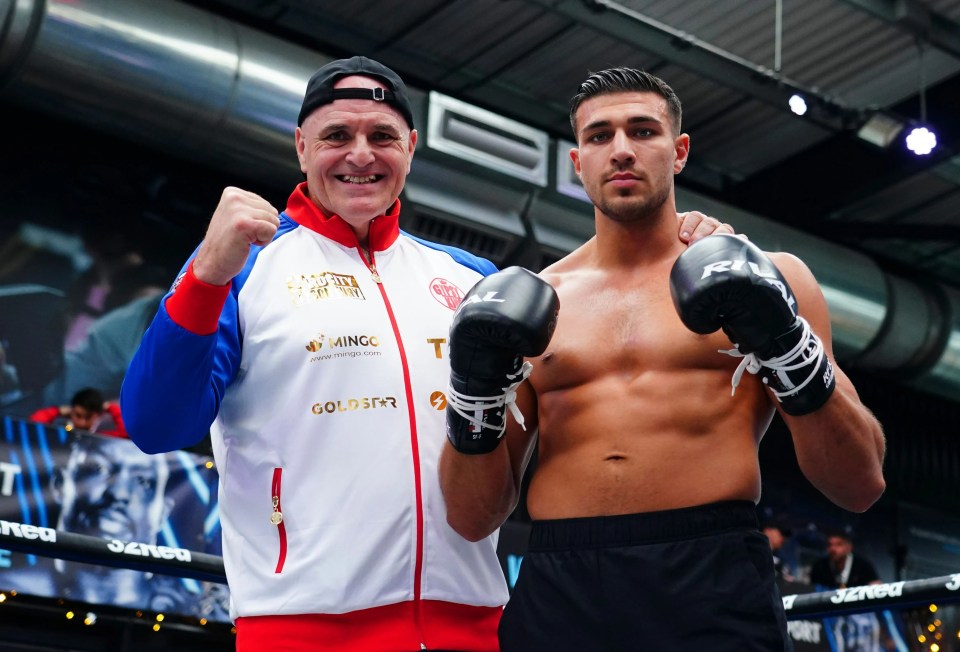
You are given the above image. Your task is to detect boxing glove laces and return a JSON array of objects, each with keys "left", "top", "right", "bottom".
[
  {"left": 447, "top": 267, "right": 559, "bottom": 454},
  {"left": 669, "top": 234, "right": 835, "bottom": 416}
]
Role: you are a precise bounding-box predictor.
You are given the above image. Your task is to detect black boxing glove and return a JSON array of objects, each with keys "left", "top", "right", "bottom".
[
  {"left": 669, "top": 234, "right": 835, "bottom": 415},
  {"left": 447, "top": 266, "right": 559, "bottom": 454}
]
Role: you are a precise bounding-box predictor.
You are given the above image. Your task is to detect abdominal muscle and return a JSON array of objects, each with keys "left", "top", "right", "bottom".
[
  {"left": 526, "top": 253, "right": 779, "bottom": 521},
  {"left": 525, "top": 359, "right": 776, "bottom": 520}
]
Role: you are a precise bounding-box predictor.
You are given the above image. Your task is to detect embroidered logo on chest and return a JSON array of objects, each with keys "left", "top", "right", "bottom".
[
  {"left": 286, "top": 272, "right": 364, "bottom": 306},
  {"left": 429, "top": 277, "right": 465, "bottom": 310}
]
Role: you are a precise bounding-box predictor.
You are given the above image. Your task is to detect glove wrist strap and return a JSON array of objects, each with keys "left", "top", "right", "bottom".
[
  {"left": 446, "top": 361, "right": 533, "bottom": 454},
  {"left": 721, "top": 316, "right": 836, "bottom": 416}
]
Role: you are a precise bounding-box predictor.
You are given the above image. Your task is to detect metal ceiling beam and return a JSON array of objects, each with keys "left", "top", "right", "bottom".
[
  {"left": 522, "top": 0, "right": 860, "bottom": 131},
  {"left": 838, "top": 0, "right": 960, "bottom": 59}
]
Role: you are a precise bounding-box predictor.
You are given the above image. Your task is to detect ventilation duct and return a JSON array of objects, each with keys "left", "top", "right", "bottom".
[
  {"left": 0, "top": 0, "right": 320, "bottom": 188},
  {"left": 555, "top": 139, "right": 590, "bottom": 203},
  {"left": 426, "top": 91, "right": 549, "bottom": 186},
  {"left": 402, "top": 207, "right": 520, "bottom": 265},
  {"left": 1, "top": 0, "right": 959, "bottom": 404}
]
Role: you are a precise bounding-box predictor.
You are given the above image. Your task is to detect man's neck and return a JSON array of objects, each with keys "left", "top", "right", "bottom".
[{"left": 593, "top": 207, "right": 683, "bottom": 268}]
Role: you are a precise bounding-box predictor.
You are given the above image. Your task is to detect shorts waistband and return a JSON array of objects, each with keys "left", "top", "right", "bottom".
[{"left": 527, "top": 501, "right": 759, "bottom": 550}]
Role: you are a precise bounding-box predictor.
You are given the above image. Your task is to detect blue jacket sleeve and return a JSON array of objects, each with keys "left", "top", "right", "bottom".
[{"left": 120, "top": 262, "right": 242, "bottom": 454}]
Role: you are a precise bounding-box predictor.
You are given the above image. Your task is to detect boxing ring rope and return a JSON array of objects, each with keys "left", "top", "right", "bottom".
[
  {"left": 783, "top": 574, "right": 960, "bottom": 619},
  {"left": 3, "top": 517, "right": 960, "bottom": 620},
  {"left": 0, "top": 518, "right": 226, "bottom": 584}
]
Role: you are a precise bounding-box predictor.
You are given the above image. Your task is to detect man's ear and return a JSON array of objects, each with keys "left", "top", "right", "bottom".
[
  {"left": 570, "top": 147, "right": 581, "bottom": 176},
  {"left": 407, "top": 129, "right": 418, "bottom": 173},
  {"left": 673, "top": 133, "right": 690, "bottom": 174},
  {"left": 295, "top": 126, "right": 307, "bottom": 174}
]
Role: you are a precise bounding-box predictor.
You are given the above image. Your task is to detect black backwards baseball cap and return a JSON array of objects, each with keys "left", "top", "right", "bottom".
[{"left": 297, "top": 56, "right": 415, "bottom": 129}]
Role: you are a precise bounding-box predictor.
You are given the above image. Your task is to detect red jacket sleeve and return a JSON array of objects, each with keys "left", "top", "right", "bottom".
[
  {"left": 29, "top": 406, "right": 63, "bottom": 424},
  {"left": 99, "top": 402, "right": 129, "bottom": 438}
]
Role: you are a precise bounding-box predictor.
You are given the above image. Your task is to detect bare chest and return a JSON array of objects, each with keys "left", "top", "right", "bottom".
[{"left": 532, "top": 272, "right": 733, "bottom": 392}]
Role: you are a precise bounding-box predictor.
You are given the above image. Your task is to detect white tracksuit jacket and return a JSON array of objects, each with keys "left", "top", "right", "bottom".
[{"left": 122, "top": 183, "right": 508, "bottom": 651}]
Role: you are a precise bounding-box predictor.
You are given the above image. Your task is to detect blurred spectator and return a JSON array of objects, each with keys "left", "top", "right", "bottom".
[
  {"left": 63, "top": 251, "right": 169, "bottom": 352},
  {"left": 62, "top": 252, "right": 142, "bottom": 352},
  {"left": 39, "top": 292, "right": 164, "bottom": 409},
  {"left": 810, "top": 528, "right": 881, "bottom": 589},
  {"left": 102, "top": 261, "right": 170, "bottom": 314},
  {"left": 29, "top": 387, "right": 127, "bottom": 438},
  {"left": 811, "top": 528, "right": 885, "bottom": 652},
  {"left": 762, "top": 518, "right": 796, "bottom": 583}
]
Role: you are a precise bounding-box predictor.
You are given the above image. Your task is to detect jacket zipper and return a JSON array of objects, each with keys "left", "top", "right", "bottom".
[
  {"left": 271, "top": 467, "right": 287, "bottom": 573},
  {"left": 358, "top": 244, "right": 426, "bottom": 648}
]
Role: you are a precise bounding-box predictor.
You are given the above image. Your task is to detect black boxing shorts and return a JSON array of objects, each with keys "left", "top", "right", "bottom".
[{"left": 499, "top": 501, "right": 792, "bottom": 652}]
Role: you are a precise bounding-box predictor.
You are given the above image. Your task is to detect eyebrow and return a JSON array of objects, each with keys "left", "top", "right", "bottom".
[
  {"left": 318, "top": 122, "right": 403, "bottom": 134},
  {"left": 372, "top": 123, "right": 402, "bottom": 134},
  {"left": 581, "top": 115, "right": 662, "bottom": 134}
]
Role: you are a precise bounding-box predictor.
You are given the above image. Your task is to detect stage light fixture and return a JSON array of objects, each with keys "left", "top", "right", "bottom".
[
  {"left": 788, "top": 94, "right": 807, "bottom": 116},
  {"left": 906, "top": 126, "right": 937, "bottom": 156},
  {"left": 856, "top": 113, "right": 904, "bottom": 148}
]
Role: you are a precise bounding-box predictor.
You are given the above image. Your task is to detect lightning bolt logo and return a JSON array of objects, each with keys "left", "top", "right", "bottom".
[{"left": 430, "top": 391, "right": 447, "bottom": 410}]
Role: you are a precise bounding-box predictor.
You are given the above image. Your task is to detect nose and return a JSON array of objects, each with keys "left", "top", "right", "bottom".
[
  {"left": 345, "top": 135, "right": 375, "bottom": 167},
  {"left": 610, "top": 130, "right": 635, "bottom": 167}
]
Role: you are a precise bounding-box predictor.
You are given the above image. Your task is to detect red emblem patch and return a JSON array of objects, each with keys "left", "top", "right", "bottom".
[{"left": 430, "top": 277, "right": 464, "bottom": 310}]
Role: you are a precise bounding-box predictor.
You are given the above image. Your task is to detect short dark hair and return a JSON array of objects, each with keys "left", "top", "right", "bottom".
[
  {"left": 762, "top": 518, "right": 793, "bottom": 537},
  {"left": 825, "top": 527, "right": 854, "bottom": 542},
  {"left": 71, "top": 387, "right": 104, "bottom": 413},
  {"left": 569, "top": 67, "right": 682, "bottom": 138}
]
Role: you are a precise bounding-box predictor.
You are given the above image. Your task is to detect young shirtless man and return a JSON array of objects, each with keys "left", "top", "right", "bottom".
[{"left": 439, "top": 67, "right": 886, "bottom": 651}]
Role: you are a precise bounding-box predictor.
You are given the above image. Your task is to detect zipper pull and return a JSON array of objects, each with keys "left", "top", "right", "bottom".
[
  {"left": 360, "top": 245, "right": 382, "bottom": 284},
  {"left": 270, "top": 495, "right": 283, "bottom": 525}
]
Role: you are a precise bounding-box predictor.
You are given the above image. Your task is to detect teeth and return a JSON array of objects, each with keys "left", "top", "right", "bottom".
[{"left": 341, "top": 175, "right": 378, "bottom": 184}]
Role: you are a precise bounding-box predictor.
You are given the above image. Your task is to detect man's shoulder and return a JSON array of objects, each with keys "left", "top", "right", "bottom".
[
  {"left": 399, "top": 231, "right": 498, "bottom": 276},
  {"left": 808, "top": 556, "right": 832, "bottom": 575},
  {"left": 852, "top": 554, "right": 879, "bottom": 574},
  {"left": 812, "top": 555, "right": 834, "bottom": 567}
]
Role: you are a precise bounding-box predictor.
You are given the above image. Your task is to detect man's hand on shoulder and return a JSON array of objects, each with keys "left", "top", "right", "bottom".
[
  {"left": 192, "top": 187, "right": 280, "bottom": 286},
  {"left": 677, "top": 211, "right": 741, "bottom": 245}
]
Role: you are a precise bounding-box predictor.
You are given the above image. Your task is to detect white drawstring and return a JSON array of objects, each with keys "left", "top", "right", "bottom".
[
  {"left": 719, "top": 317, "right": 825, "bottom": 402},
  {"left": 447, "top": 361, "right": 534, "bottom": 437}
]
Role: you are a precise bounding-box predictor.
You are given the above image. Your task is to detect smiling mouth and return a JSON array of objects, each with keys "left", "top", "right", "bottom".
[{"left": 337, "top": 174, "right": 382, "bottom": 184}]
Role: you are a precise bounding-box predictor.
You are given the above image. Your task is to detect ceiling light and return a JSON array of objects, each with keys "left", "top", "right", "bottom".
[
  {"left": 788, "top": 94, "right": 807, "bottom": 116},
  {"left": 906, "top": 126, "right": 937, "bottom": 156},
  {"left": 856, "top": 113, "right": 904, "bottom": 148}
]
